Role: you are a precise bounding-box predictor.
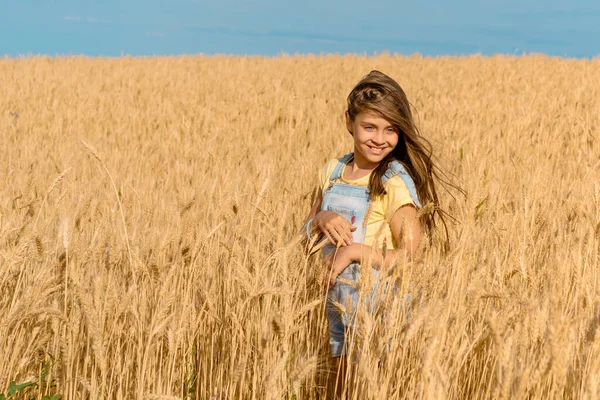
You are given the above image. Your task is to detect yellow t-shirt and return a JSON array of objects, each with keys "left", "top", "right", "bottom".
[{"left": 319, "top": 157, "right": 417, "bottom": 249}]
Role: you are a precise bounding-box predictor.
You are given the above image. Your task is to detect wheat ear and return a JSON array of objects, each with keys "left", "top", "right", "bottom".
[
  {"left": 33, "top": 167, "right": 71, "bottom": 231},
  {"left": 81, "top": 140, "right": 134, "bottom": 272}
]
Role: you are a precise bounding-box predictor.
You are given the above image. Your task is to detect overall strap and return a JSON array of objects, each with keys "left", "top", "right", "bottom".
[
  {"left": 329, "top": 153, "right": 354, "bottom": 181},
  {"left": 383, "top": 161, "right": 422, "bottom": 208}
]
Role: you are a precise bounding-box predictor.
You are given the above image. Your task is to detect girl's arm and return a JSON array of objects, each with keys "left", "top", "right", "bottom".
[
  {"left": 362, "top": 203, "right": 422, "bottom": 267},
  {"left": 325, "top": 204, "right": 421, "bottom": 286}
]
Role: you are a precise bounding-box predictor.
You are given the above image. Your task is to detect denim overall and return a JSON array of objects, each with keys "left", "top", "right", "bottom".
[{"left": 322, "top": 153, "right": 421, "bottom": 357}]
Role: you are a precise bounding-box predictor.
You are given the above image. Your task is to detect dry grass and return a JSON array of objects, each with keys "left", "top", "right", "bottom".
[{"left": 0, "top": 53, "right": 599, "bottom": 399}]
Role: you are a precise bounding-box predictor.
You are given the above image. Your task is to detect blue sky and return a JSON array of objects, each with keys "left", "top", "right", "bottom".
[{"left": 1, "top": 0, "right": 599, "bottom": 58}]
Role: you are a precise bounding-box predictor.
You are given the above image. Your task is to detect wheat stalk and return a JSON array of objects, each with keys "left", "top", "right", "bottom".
[{"left": 80, "top": 140, "right": 134, "bottom": 274}]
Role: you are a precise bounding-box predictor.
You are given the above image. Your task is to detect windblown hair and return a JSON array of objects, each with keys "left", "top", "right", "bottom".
[{"left": 347, "top": 70, "right": 457, "bottom": 248}]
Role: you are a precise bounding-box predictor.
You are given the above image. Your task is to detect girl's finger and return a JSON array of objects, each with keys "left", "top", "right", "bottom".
[
  {"left": 342, "top": 227, "right": 353, "bottom": 243},
  {"left": 336, "top": 218, "right": 350, "bottom": 229},
  {"left": 324, "top": 230, "right": 336, "bottom": 245},
  {"left": 341, "top": 220, "right": 357, "bottom": 234},
  {"left": 332, "top": 225, "right": 349, "bottom": 246},
  {"left": 335, "top": 223, "right": 353, "bottom": 245},
  {"left": 340, "top": 232, "right": 352, "bottom": 246},
  {"left": 330, "top": 229, "right": 345, "bottom": 247}
]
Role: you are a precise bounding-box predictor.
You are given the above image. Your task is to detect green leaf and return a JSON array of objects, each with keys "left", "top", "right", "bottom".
[
  {"left": 7, "top": 379, "right": 37, "bottom": 397},
  {"left": 0, "top": 393, "right": 6, "bottom": 400},
  {"left": 14, "top": 381, "right": 36, "bottom": 392},
  {"left": 40, "top": 362, "right": 50, "bottom": 382},
  {"left": 7, "top": 381, "right": 16, "bottom": 397},
  {"left": 42, "top": 394, "right": 62, "bottom": 400}
]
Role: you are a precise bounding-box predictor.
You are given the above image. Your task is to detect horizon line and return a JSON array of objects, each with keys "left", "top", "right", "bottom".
[{"left": 2, "top": 50, "right": 599, "bottom": 61}]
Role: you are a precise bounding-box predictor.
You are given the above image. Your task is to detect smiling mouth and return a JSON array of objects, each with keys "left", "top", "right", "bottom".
[{"left": 367, "top": 145, "right": 386, "bottom": 154}]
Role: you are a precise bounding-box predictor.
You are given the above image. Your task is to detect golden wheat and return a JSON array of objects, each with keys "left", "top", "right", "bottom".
[{"left": 0, "top": 53, "right": 599, "bottom": 399}]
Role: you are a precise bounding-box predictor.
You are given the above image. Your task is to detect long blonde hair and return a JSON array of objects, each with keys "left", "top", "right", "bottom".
[{"left": 347, "top": 70, "right": 458, "bottom": 248}]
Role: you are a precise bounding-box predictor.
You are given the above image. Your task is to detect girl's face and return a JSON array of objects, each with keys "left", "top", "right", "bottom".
[{"left": 346, "top": 111, "right": 399, "bottom": 168}]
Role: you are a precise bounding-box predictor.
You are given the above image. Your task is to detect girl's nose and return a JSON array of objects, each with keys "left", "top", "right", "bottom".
[{"left": 373, "top": 130, "right": 385, "bottom": 144}]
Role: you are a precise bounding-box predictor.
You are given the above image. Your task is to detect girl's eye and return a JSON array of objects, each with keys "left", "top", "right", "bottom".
[{"left": 365, "top": 126, "right": 374, "bottom": 131}]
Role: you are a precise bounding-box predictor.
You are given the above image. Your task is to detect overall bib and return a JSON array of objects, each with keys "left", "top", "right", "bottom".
[{"left": 321, "top": 153, "right": 421, "bottom": 357}]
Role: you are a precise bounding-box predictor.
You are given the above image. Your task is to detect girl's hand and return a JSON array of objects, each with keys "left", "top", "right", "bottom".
[
  {"left": 323, "top": 243, "right": 362, "bottom": 289},
  {"left": 314, "top": 210, "right": 357, "bottom": 247}
]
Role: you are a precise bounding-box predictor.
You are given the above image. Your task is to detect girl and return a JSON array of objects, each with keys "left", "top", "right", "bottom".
[{"left": 303, "top": 70, "right": 448, "bottom": 394}]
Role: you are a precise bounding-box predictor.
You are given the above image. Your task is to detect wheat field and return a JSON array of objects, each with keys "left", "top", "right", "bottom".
[{"left": 0, "top": 54, "right": 599, "bottom": 399}]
